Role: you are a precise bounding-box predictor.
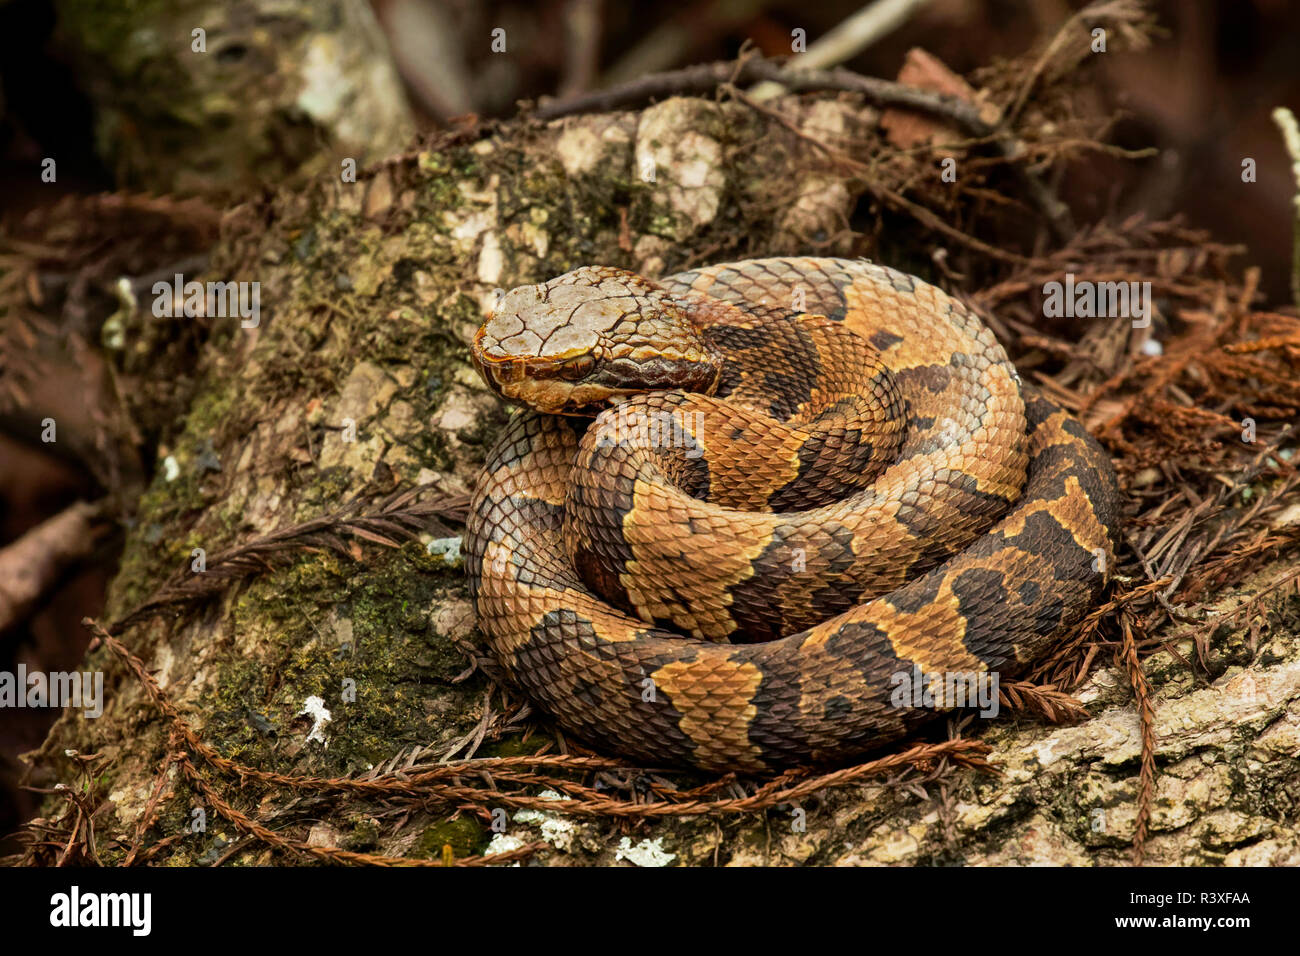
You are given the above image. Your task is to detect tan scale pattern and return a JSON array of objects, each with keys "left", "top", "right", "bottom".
[{"left": 465, "top": 259, "right": 1121, "bottom": 770}]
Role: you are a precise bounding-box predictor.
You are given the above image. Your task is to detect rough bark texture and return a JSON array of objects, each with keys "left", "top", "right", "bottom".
[
  {"left": 20, "top": 95, "right": 1300, "bottom": 866},
  {"left": 54, "top": 0, "right": 414, "bottom": 196}
]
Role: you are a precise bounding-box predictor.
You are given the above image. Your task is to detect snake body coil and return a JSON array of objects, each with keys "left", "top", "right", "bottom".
[{"left": 466, "top": 257, "right": 1120, "bottom": 771}]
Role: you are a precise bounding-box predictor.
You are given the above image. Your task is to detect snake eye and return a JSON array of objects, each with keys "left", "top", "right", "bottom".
[{"left": 558, "top": 355, "right": 594, "bottom": 381}]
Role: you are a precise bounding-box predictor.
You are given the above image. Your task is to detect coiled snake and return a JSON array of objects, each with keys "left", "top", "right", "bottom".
[{"left": 466, "top": 257, "right": 1120, "bottom": 771}]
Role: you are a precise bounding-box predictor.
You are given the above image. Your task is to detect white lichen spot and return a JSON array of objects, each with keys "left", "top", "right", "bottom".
[
  {"left": 635, "top": 100, "right": 726, "bottom": 238},
  {"left": 163, "top": 455, "right": 180, "bottom": 482},
  {"left": 297, "top": 36, "right": 349, "bottom": 124},
  {"left": 557, "top": 126, "right": 603, "bottom": 176},
  {"left": 448, "top": 208, "right": 494, "bottom": 242},
  {"left": 513, "top": 789, "right": 575, "bottom": 851},
  {"left": 484, "top": 833, "right": 525, "bottom": 866},
  {"left": 433, "top": 389, "right": 479, "bottom": 432},
  {"left": 298, "top": 696, "right": 332, "bottom": 746},
  {"left": 520, "top": 220, "right": 549, "bottom": 258},
  {"left": 477, "top": 231, "right": 503, "bottom": 285},
  {"left": 426, "top": 536, "right": 463, "bottom": 568},
  {"left": 613, "top": 836, "right": 676, "bottom": 867}
]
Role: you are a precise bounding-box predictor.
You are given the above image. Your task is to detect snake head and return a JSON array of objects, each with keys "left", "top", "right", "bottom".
[{"left": 470, "top": 266, "right": 723, "bottom": 415}]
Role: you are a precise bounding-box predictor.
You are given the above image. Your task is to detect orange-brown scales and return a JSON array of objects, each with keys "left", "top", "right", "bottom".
[{"left": 466, "top": 257, "right": 1120, "bottom": 772}]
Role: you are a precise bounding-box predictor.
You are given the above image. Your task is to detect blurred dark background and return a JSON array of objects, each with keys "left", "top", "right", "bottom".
[{"left": 0, "top": 0, "right": 1297, "bottom": 853}]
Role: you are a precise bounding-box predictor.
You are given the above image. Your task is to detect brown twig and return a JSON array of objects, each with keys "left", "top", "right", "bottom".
[
  {"left": 0, "top": 500, "right": 108, "bottom": 634},
  {"left": 536, "top": 57, "right": 992, "bottom": 133},
  {"left": 112, "top": 484, "right": 469, "bottom": 633},
  {"left": 1120, "top": 612, "right": 1157, "bottom": 865}
]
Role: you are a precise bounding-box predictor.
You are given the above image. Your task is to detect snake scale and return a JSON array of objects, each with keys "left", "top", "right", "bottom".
[{"left": 466, "top": 257, "right": 1120, "bottom": 772}]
